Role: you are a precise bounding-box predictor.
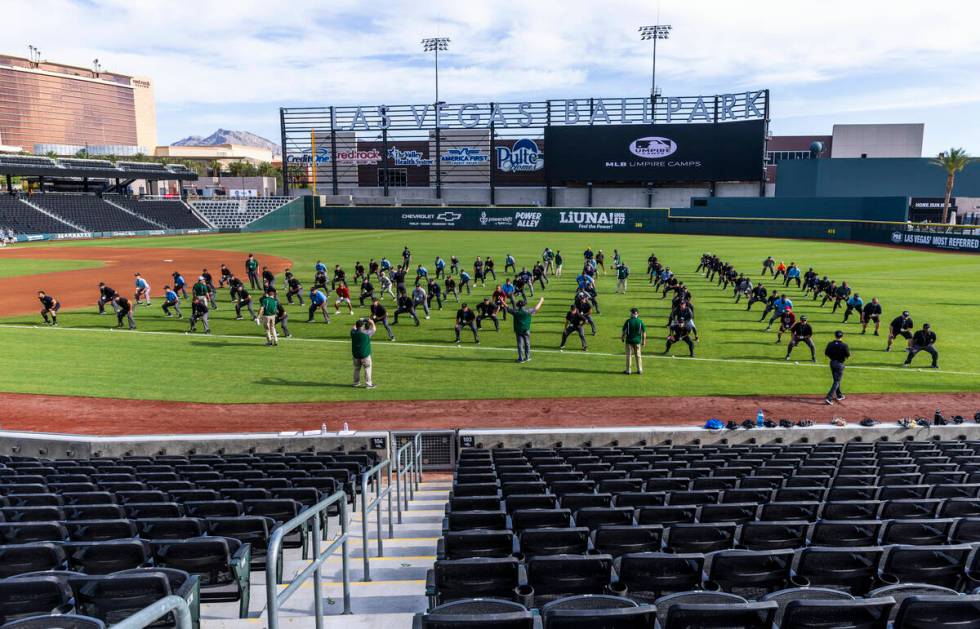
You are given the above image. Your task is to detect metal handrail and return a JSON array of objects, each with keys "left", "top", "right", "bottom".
[
  {"left": 394, "top": 437, "right": 415, "bottom": 523},
  {"left": 110, "top": 595, "right": 192, "bottom": 629},
  {"left": 267, "top": 489, "right": 352, "bottom": 629},
  {"left": 360, "top": 459, "right": 394, "bottom": 581},
  {"left": 413, "top": 433, "right": 423, "bottom": 490}
]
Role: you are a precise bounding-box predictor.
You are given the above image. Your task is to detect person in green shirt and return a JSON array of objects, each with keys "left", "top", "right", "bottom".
[
  {"left": 554, "top": 251, "right": 564, "bottom": 277},
  {"left": 621, "top": 307, "right": 647, "bottom": 375},
  {"left": 506, "top": 296, "right": 544, "bottom": 363},
  {"left": 192, "top": 277, "right": 210, "bottom": 304},
  {"left": 615, "top": 262, "right": 630, "bottom": 294},
  {"left": 351, "top": 318, "right": 376, "bottom": 388},
  {"left": 258, "top": 289, "right": 280, "bottom": 346},
  {"left": 246, "top": 254, "right": 260, "bottom": 289}
]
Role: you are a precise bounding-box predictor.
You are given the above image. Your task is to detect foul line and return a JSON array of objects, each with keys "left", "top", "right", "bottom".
[{"left": 0, "top": 323, "right": 977, "bottom": 378}]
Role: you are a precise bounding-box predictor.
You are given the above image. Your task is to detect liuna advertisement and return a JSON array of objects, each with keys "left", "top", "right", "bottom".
[{"left": 545, "top": 119, "right": 766, "bottom": 183}]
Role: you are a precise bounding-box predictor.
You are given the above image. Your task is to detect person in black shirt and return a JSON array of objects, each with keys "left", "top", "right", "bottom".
[
  {"left": 559, "top": 306, "right": 588, "bottom": 352},
  {"left": 746, "top": 284, "right": 768, "bottom": 311},
  {"left": 353, "top": 261, "right": 366, "bottom": 284},
  {"left": 785, "top": 315, "right": 815, "bottom": 362},
  {"left": 37, "top": 291, "right": 60, "bottom": 325},
  {"left": 313, "top": 269, "right": 328, "bottom": 290},
  {"left": 444, "top": 276, "right": 459, "bottom": 303},
  {"left": 427, "top": 278, "right": 443, "bottom": 311},
  {"left": 201, "top": 268, "right": 217, "bottom": 307},
  {"left": 576, "top": 294, "right": 598, "bottom": 335},
  {"left": 370, "top": 298, "right": 394, "bottom": 341},
  {"left": 758, "top": 291, "right": 779, "bottom": 322},
  {"left": 97, "top": 282, "right": 118, "bottom": 314},
  {"left": 218, "top": 264, "right": 232, "bottom": 288},
  {"left": 235, "top": 287, "right": 256, "bottom": 320},
  {"left": 454, "top": 304, "right": 479, "bottom": 344},
  {"left": 188, "top": 297, "right": 210, "bottom": 334},
  {"left": 402, "top": 246, "right": 412, "bottom": 268},
  {"left": 450, "top": 255, "right": 459, "bottom": 275},
  {"left": 287, "top": 275, "right": 305, "bottom": 305},
  {"left": 824, "top": 330, "right": 850, "bottom": 405},
  {"left": 485, "top": 257, "right": 497, "bottom": 281},
  {"left": 762, "top": 256, "right": 775, "bottom": 276},
  {"left": 393, "top": 267, "right": 407, "bottom": 296},
  {"left": 665, "top": 319, "right": 695, "bottom": 357},
  {"left": 332, "top": 265, "right": 346, "bottom": 290},
  {"left": 359, "top": 278, "right": 375, "bottom": 306},
  {"left": 473, "top": 257, "right": 485, "bottom": 287},
  {"left": 393, "top": 293, "right": 419, "bottom": 326},
  {"left": 887, "top": 311, "right": 914, "bottom": 352},
  {"left": 275, "top": 301, "right": 291, "bottom": 338},
  {"left": 113, "top": 296, "right": 136, "bottom": 330},
  {"left": 861, "top": 297, "right": 882, "bottom": 335},
  {"left": 903, "top": 323, "right": 939, "bottom": 368},
  {"left": 475, "top": 297, "right": 499, "bottom": 331},
  {"left": 262, "top": 266, "right": 275, "bottom": 290},
  {"left": 228, "top": 275, "right": 243, "bottom": 302}
]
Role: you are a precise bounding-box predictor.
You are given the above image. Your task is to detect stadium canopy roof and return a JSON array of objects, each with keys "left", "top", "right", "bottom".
[{"left": 0, "top": 154, "right": 197, "bottom": 181}]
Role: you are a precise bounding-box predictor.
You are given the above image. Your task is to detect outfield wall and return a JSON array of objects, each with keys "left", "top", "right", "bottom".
[{"left": 313, "top": 205, "right": 980, "bottom": 252}]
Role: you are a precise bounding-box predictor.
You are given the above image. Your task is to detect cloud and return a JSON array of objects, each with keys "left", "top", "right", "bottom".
[{"left": 8, "top": 0, "right": 980, "bottom": 150}]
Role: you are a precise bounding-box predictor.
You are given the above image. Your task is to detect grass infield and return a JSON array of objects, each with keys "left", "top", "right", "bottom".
[{"left": 0, "top": 229, "right": 977, "bottom": 404}]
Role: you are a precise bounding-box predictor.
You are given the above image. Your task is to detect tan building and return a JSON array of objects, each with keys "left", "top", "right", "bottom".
[
  {"left": 154, "top": 143, "right": 275, "bottom": 165},
  {"left": 0, "top": 54, "right": 157, "bottom": 155}
]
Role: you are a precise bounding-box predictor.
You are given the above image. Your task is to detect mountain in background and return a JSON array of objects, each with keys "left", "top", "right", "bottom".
[{"left": 172, "top": 129, "right": 281, "bottom": 156}]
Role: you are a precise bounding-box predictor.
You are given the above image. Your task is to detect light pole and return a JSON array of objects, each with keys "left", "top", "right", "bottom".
[
  {"left": 421, "top": 37, "right": 450, "bottom": 105},
  {"left": 638, "top": 25, "right": 671, "bottom": 99}
]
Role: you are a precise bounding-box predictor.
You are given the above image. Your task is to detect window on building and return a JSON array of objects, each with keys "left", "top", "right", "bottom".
[
  {"left": 378, "top": 168, "right": 408, "bottom": 187},
  {"left": 765, "top": 150, "right": 813, "bottom": 165}
]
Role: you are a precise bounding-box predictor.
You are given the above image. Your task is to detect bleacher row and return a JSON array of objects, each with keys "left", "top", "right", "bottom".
[
  {"left": 0, "top": 155, "right": 190, "bottom": 176},
  {"left": 0, "top": 194, "right": 208, "bottom": 234},
  {"left": 187, "top": 197, "right": 295, "bottom": 229},
  {"left": 0, "top": 449, "right": 378, "bottom": 628},
  {"left": 418, "top": 441, "right": 980, "bottom": 628}
]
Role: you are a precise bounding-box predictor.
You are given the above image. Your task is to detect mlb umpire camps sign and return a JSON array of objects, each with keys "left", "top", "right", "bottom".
[{"left": 545, "top": 120, "right": 766, "bottom": 183}]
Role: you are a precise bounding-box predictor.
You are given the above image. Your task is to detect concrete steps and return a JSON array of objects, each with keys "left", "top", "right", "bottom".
[{"left": 200, "top": 479, "right": 449, "bottom": 627}]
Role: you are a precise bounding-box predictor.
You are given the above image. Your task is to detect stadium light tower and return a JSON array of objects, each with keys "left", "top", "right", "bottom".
[
  {"left": 28, "top": 45, "right": 42, "bottom": 67},
  {"left": 421, "top": 37, "right": 450, "bottom": 105},
  {"left": 638, "top": 24, "right": 671, "bottom": 99}
]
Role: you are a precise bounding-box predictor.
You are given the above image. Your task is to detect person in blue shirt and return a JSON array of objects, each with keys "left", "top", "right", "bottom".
[
  {"left": 766, "top": 295, "right": 793, "bottom": 331},
  {"left": 307, "top": 287, "right": 330, "bottom": 323},
  {"left": 134, "top": 273, "right": 151, "bottom": 306},
  {"left": 315, "top": 260, "right": 327, "bottom": 274},
  {"left": 172, "top": 271, "right": 188, "bottom": 300},
  {"left": 459, "top": 270, "right": 472, "bottom": 295},
  {"left": 434, "top": 256, "right": 446, "bottom": 279},
  {"left": 576, "top": 273, "right": 594, "bottom": 291},
  {"left": 502, "top": 279, "right": 516, "bottom": 301},
  {"left": 784, "top": 263, "right": 802, "bottom": 288},
  {"left": 505, "top": 254, "right": 516, "bottom": 273},
  {"left": 380, "top": 257, "right": 392, "bottom": 273},
  {"left": 416, "top": 264, "right": 428, "bottom": 283},
  {"left": 162, "top": 285, "right": 183, "bottom": 319},
  {"left": 843, "top": 293, "right": 864, "bottom": 324}
]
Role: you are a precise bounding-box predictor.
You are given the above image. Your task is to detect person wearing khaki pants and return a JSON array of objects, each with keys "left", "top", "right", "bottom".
[
  {"left": 258, "top": 289, "right": 280, "bottom": 347},
  {"left": 352, "top": 318, "right": 376, "bottom": 388},
  {"left": 621, "top": 307, "right": 647, "bottom": 375}
]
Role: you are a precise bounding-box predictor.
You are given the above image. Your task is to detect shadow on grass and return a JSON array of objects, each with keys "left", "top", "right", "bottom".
[{"left": 254, "top": 377, "right": 353, "bottom": 389}]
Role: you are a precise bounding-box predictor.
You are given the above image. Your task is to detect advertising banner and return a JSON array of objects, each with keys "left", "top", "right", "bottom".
[
  {"left": 887, "top": 229, "right": 980, "bottom": 252},
  {"left": 545, "top": 120, "right": 766, "bottom": 183}
]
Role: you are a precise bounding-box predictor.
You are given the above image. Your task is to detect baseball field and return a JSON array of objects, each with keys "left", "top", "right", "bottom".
[{"left": 0, "top": 229, "right": 978, "bottom": 434}]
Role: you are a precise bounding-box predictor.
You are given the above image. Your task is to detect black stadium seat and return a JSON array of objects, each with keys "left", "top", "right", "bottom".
[
  {"left": 539, "top": 594, "right": 656, "bottom": 628},
  {"left": 779, "top": 597, "right": 895, "bottom": 629},
  {"left": 614, "top": 552, "right": 705, "bottom": 601},
  {"left": 413, "top": 599, "right": 536, "bottom": 629},
  {"left": 0, "top": 543, "right": 67, "bottom": 577},
  {"left": 427, "top": 557, "right": 521, "bottom": 606},
  {"left": 0, "top": 576, "right": 73, "bottom": 624}
]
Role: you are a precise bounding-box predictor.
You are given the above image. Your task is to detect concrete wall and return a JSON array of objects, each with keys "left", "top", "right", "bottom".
[{"left": 831, "top": 123, "right": 923, "bottom": 158}]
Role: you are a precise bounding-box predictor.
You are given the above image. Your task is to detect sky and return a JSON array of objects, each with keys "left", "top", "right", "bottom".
[{"left": 7, "top": 0, "right": 980, "bottom": 153}]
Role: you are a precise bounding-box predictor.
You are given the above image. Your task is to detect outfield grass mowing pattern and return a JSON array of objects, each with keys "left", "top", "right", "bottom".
[
  {"left": 0, "top": 230, "right": 977, "bottom": 404},
  {"left": 0, "top": 258, "right": 104, "bottom": 279}
]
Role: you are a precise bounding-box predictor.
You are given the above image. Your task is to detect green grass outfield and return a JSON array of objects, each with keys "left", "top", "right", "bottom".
[
  {"left": 0, "top": 229, "right": 978, "bottom": 403},
  {"left": 0, "top": 258, "right": 103, "bottom": 279}
]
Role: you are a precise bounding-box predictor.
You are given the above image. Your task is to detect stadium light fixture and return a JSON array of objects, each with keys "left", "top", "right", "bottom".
[
  {"left": 638, "top": 24, "right": 671, "bottom": 99},
  {"left": 28, "top": 45, "right": 42, "bottom": 67},
  {"left": 421, "top": 37, "right": 450, "bottom": 105}
]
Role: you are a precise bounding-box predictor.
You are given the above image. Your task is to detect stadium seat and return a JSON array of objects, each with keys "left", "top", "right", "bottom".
[
  {"left": 614, "top": 552, "right": 705, "bottom": 601},
  {"left": 512, "top": 509, "right": 571, "bottom": 532},
  {"left": 892, "top": 594, "right": 980, "bottom": 628},
  {"left": 0, "top": 576, "right": 73, "bottom": 624},
  {"left": 867, "top": 583, "right": 960, "bottom": 622},
  {"left": 878, "top": 544, "right": 973, "bottom": 589},
  {"left": 663, "top": 523, "right": 736, "bottom": 554},
  {"left": 760, "top": 586, "right": 855, "bottom": 626},
  {"left": 523, "top": 554, "right": 615, "bottom": 607},
  {"left": 149, "top": 537, "right": 251, "bottom": 617},
  {"left": 591, "top": 525, "right": 662, "bottom": 557},
  {"left": 0, "top": 523, "right": 68, "bottom": 544},
  {"left": 63, "top": 540, "right": 151, "bottom": 574},
  {"left": 0, "top": 543, "right": 68, "bottom": 577},
  {"left": 539, "top": 594, "right": 656, "bottom": 628},
  {"left": 791, "top": 546, "right": 885, "bottom": 594},
  {"left": 438, "top": 530, "right": 515, "bottom": 560},
  {"left": 778, "top": 597, "right": 895, "bottom": 629},
  {"left": 427, "top": 557, "right": 522, "bottom": 607},
  {"left": 660, "top": 596, "right": 777, "bottom": 629},
  {"left": 412, "top": 599, "right": 537, "bottom": 629},
  {"left": 0, "top": 615, "right": 106, "bottom": 629}
]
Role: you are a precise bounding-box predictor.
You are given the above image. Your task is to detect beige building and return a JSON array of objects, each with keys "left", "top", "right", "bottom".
[
  {"left": 154, "top": 143, "right": 275, "bottom": 165},
  {"left": 0, "top": 54, "right": 157, "bottom": 155},
  {"left": 830, "top": 123, "right": 924, "bottom": 158}
]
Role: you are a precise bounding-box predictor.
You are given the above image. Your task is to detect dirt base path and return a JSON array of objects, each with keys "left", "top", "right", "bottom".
[
  {"left": 1, "top": 391, "right": 977, "bottom": 435},
  {"left": 0, "top": 247, "right": 293, "bottom": 316}
]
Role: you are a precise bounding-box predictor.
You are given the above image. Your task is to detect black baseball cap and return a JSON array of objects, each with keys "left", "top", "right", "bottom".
[
  {"left": 835, "top": 330, "right": 844, "bottom": 338},
  {"left": 903, "top": 310, "right": 910, "bottom": 316},
  {"left": 630, "top": 308, "right": 639, "bottom": 315},
  {"left": 800, "top": 315, "right": 807, "bottom": 321}
]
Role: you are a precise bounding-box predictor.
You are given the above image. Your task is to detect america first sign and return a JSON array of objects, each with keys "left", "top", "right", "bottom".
[{"left": 322, "top": 91, "right": 768, "bottom": 132}]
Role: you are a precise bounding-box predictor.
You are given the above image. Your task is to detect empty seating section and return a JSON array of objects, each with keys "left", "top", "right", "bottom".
[
  {"left": 28, "top": 195, "right": 159, "bottom": 231},
  {"left": 190, "top": 197, "right": 293, "bottom": 228},
  {"left": 0, "top": 449, "right": 378, "bottom": 625},
  {"left": 116, "top": 161, "right": 170, "bottom": 173},
  {"left": 56, "top": 159, "right": 114, "bottom": 170},
  {"left": 106, "top": 195, "right": 208, "bottom": 229},
  {"left": 0, "top": 156, "right": 57, "bottom": 168},
  {"left": 0, "top": 197, "right": 78, "bottom": 235},
  {"left": 420, "top": 440, "right": 980, "bottom": 627}
]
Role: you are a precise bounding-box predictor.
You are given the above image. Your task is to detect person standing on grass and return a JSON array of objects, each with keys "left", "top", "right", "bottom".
[
  {"left": 622, "top": 308, "right": 646, "bottom": 375},
  {"left": 903, "top": 323, "right": 939, "bottom": 369},
  {"left": 191, "top": 276, "right": 210, "bottom": 308},
  {"left": 559, "top": 305, "right": 588, "bottom": 352},
  {"left": 245, "top": 254, "right": 259, "bottom": 290},
  {"left": 258, "top": 288, "right": 280, "bottom": 347},
  {"left": 615, "top": 261, "right": 630, "bottom": 294},
  {"left": 506, "top": 297, "right": 544, "bottom": 363},
  {"left": 862, "top": 297, "right": 882, "bottom": 335},
  {"left": 113, "top": 295, "right": 136, "bottom": 330},
  {"left": 188, "top": 297, "right": 211, "bottom": 334},
  {"left": 162, "top": 285, "right": 183, "bottom": 319},
  {"left": 218, "top": 264, "right": 232, "bottom": 288},
  {"left": 824, "top": 330, "right": 850, "bottom": 405},
  {"left": 97, "top": 282, "right": 118, "bottom": 315},
  {"left": 37, "top": 291, "right": 60, "bottom": 326},
  {"left": 785, "top": 315, "right": 816, "bottom": 362},
  {"left": 335, "top": 282, "right": 354, "bottom": 315},
  {"left": 134, "top": 273, "right": 151, "bottom": 306},
  {"left": 370, "top": 298, "right": 395, "bottom": 341},
  {"left": 554, "top": 250, "right": 564, "bottom": 277},
  {"left": 352, "top": 318, "right": 376, "bottom": 388}
]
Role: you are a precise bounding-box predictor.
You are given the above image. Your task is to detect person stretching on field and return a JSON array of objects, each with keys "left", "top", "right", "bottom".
[{"left": 622, "top": 308, "right": 646, "bottom": 375}]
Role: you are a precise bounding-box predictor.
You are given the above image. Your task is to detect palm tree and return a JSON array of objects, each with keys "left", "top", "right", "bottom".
[{"left": 931, "top": 148, "right": 973, "bottom": 224}]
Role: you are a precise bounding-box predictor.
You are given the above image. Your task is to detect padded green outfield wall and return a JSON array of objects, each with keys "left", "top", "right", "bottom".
[
  {"left": 777, "top": 158, "right": 980, "bottom": 198},
  {"left": 680, "top": 196, "right": 909, "bottom": 222}
]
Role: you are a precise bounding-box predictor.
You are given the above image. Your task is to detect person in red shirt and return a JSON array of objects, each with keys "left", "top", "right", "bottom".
[
  {"left": 334, "top": 282, "right": 354, "bottom": 315},
  {"left": 775, "top": 307, "right": 797, "bottom": 343}
]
